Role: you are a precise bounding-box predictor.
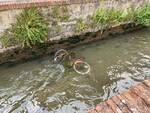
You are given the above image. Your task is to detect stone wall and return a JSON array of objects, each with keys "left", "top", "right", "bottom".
[
  {"left": 0, "top": 23, "right": 144, "bottom": 65},
  {"left": 0, "top": 9, "right": 21, "bottom": 37},
  {"left": 0, "top": 0, "right": 149, "bottom": 64},
  {"left": 0, "top": 0, "right": 147, "bottom": 40}
]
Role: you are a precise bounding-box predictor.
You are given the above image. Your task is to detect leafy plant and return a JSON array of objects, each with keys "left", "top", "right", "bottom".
[
  {"left": 108, "top": 8, "right": 124, "bottom": 23},
  {"left": 1, "top": 7, "right": 48, "bottom": 47},
  {"left": 92, "top": 8, "right": 109, "bottom": 28},
  {"left": 122, "top": 7, "right": 136, "bottom": 22},
  {"left": 92, "top": 7, "right": 130, "bottom": 28},
  {"left": 134, "top": 4, "right": 150, "bottom": 26},
  {"left": 75, "top": 18, "right": 87, "bottom": 33},
  {"left": 51, "top": 6, "right": 70, "bottom": 22},
  {"left": 91, "top": 4, "right": 149, "bottom": 28},
  {"left": 0, "top": 29, "right": 17, "bottom": 47}
]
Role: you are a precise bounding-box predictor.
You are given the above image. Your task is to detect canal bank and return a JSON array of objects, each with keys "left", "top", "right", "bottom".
[
  {"left": 0, "top": 0, "right": 149, "bottom": 64},
  {"left": 0, "top": 1, "right": 150, "bottom": 113}
]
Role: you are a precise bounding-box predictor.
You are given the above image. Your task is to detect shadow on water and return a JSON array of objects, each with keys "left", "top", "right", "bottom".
[{"left": 0, "top": 29, "right": 150, "bottom": 113}]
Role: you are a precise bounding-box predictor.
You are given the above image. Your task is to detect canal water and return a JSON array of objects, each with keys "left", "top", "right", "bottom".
[{"left": 0, "top": 29, "right": 150, "bottom": 113}]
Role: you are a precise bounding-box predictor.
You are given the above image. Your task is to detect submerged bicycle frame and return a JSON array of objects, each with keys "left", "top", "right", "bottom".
[{"left": 54, "top": 49, "right": 91, "bottom": 75}]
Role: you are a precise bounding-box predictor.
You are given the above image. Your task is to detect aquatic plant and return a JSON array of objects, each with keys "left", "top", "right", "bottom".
[
  {"left": 1, "top": 7, "right": 48, "bottom": 47},
  {"left": 134, "top": 4, "right": 150, "bottom": 26}
]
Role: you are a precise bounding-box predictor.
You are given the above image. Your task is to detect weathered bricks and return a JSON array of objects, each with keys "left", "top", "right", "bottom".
[
  {"left": 88, "top": 79, "right": 150, "bottom": 113},
  {"left": 0, "top": 0, "right": 99, "bottom": 11}
]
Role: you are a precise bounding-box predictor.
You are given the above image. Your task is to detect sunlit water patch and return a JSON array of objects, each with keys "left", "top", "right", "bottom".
[{"left": 0, "top": 29, "right": 150, "bottom": 113}]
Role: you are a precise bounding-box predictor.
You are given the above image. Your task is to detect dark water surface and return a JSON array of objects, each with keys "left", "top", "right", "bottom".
[{"left": 0, "top": 29, "right": 150, "bottom": 113}]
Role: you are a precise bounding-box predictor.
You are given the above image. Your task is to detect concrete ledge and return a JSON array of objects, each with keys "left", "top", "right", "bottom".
[{"left": 0, "top": 22, "right": 144, "bottom": 65}]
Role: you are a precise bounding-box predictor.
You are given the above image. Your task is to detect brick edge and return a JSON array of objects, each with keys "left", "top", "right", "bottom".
[{"left": 0, "top": 0, "right": 99, "bottom": 11}]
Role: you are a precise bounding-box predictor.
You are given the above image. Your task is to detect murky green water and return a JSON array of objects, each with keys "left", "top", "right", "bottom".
[{"left": 0, "top": 29, "right": 150, "bottom": 113}]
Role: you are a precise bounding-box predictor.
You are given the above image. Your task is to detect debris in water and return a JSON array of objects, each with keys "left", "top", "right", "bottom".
[{"left": 54, "top": 49, "right": 91, "bottom": 75}]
